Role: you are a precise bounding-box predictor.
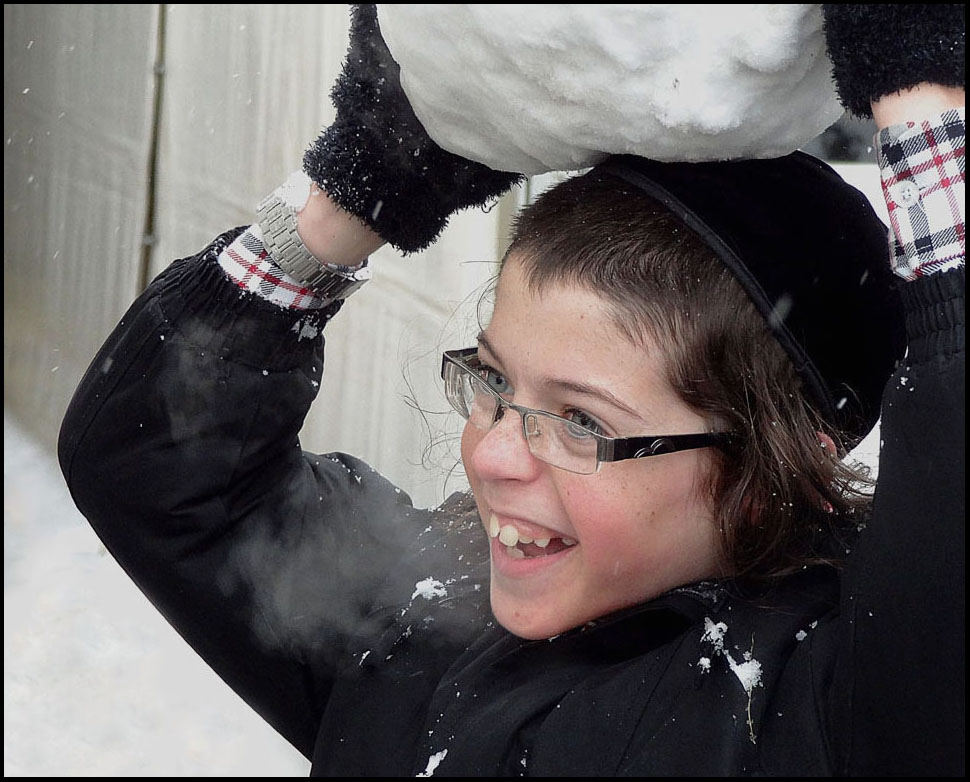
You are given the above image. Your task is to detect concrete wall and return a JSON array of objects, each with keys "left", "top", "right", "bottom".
[{"left": 4, "top": 4, "right": 513, "bottom": 509}]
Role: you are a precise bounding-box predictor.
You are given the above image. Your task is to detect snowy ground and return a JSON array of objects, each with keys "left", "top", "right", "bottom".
[
  {"left": 3, "top": 410, "right": 309, "bottom": 776},
  {"left": 3, "top": 406, "right": 880, "bottom": 776}
]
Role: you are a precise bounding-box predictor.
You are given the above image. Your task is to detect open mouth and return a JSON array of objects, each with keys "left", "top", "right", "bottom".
[{"left": 488, "top": 513, "right": 577, "bottom": 560}]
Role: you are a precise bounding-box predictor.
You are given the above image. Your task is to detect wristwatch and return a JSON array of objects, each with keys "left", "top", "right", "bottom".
[{"left": 256, "top": 178, "right": 371, "bottom": 301}]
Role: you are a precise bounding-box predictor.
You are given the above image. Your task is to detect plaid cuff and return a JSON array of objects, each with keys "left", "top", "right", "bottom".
[
  {"left": 217, "top": 223, "right": 330, "bottom": 311},
  {"left": 877, "top": 108, "right": 965, "bottom": 281}
]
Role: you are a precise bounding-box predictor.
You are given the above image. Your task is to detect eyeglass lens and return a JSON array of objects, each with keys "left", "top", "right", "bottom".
[{"left": 449, "top": 361, "right": 599, "bottom": 473}]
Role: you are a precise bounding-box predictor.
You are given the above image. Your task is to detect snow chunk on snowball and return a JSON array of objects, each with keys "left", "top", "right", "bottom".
[{"left": 378, "top": 4, "right": 842, "bottom": 174}]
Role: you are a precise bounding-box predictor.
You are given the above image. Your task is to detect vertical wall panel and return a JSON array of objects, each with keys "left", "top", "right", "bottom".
[
  {"left": 4, "top": 4, "right": 158, "bottom": 446},
  {"left": 150, "top": 4, "right": 353, "bottom": 268}
]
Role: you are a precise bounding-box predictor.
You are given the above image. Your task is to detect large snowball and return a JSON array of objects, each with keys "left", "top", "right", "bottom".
[{"left": 377, "top": 4, "right": 843, "bottom": 174}]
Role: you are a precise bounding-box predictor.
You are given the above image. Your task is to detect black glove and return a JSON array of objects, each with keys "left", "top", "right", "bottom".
[
  {"left": 821, "top": 4, "right": 965, "bottom": 119},
  {"left": 303, "top": 4, "right": 523, "bottom": 254}
]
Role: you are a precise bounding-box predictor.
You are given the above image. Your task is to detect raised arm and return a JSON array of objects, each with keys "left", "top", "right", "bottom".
[
  {"left": 58, "top": 4, "right": 518, "bottom": 758},
  {"left": 820, "top": 5, "right": 965, "bottom": 775}
]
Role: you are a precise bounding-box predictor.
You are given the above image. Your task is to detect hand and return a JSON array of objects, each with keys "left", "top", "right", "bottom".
[
  {"left": 821, "top": 4, "right": 965, "bottom": 119},
  {"left": 302, "top": 4, "right": 523, "bottom": 254}
]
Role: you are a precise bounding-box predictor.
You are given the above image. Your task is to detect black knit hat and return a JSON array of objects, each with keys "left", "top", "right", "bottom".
[{"left": 596, "top": 152, "right": 905, "bottom": 448}]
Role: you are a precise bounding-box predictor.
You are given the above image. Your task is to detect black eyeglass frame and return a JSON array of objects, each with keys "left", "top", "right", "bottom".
[{"left": 441, "top": 347, "right": 737, "bottom": 471}]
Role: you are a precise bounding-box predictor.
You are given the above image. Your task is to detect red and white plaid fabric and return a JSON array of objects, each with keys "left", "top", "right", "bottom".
[
  {"left": 217, "top": 223, "right": 330, "bottom": 311},
  {"left": 878, "top": 108, "right": 966, "bottom": 281}
]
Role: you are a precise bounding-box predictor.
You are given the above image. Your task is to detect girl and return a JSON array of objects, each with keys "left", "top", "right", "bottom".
[{"left": 59, "top": 5, "right": 964, "bottom": 776}]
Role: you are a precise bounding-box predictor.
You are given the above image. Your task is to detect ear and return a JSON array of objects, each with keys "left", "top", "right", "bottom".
[{"left": 817, "top": 431, "right": 838, "bottom": 457}]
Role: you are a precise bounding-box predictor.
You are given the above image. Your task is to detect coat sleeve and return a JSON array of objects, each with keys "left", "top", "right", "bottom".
[
  {"left": 831, "top": 112, "right": 965, "bottom": 775},
  {"left": 57, "top": 228, "right": 430, "bottom": 758},
  {"left": 834, "top": 268, "right": 965, "bottom": 775}
]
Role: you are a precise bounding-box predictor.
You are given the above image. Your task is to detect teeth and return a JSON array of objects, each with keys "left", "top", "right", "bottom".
[
  {"left": 505, "top": 545, "right": 525, "bottom": 559},
  {"left": 490, "top": 516, "right": 573, "bottom": 552}
]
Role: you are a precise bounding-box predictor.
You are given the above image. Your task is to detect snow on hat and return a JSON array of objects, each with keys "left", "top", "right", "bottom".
[{"left": 596, "top": 152, "right": 906, "bottom": 447}]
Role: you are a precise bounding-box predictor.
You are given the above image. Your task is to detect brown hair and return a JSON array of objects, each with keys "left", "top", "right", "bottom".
[{"left": 503, "top": 170, "right": 871, "bottom": 581}]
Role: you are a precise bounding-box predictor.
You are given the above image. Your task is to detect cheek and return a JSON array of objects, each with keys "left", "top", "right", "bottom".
[
  {"left": 561, "top": 467, "right": 647, "bottom": 511},
  {"left": 460, "top": 422, "right": 482, "bottom": 483},
  {"left": 558, "top": 475, "right": 635, "bottom": 541},
  {"left": 564, "top": 461, "right": 715, "bottom": 549}
]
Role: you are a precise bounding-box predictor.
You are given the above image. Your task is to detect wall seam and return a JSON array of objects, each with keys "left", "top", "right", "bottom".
[{"left": 137, "top": 3, "right": 167, "bottom": 292}]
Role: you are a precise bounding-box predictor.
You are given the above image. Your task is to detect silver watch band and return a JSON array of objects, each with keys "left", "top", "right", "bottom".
[{"left": 256, "top": 187, "right": 371, "bottom": 301}]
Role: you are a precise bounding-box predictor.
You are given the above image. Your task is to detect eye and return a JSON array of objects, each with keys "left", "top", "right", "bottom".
[
  {"left": 476, "top": 362, "right": 512, "bottom": 396},
  {"left": 562, "top": 408, "right": 606, "bottom": 439}
]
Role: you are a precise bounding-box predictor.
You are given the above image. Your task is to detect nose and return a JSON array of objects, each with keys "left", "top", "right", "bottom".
[{"left": 465, "top": 403, "right": 543, "bottom": 483}]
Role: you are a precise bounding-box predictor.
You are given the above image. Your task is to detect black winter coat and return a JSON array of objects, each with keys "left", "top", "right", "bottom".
[{"left": 59, "top": 231, "right": 965, "bottom": 776}]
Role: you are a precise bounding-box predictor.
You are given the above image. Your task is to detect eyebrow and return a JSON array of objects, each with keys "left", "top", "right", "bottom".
[{"left": 476, "top": 332, "right": 648, "bottom": 422}]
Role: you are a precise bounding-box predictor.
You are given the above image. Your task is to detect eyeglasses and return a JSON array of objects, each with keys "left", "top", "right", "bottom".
[{"left": 441, "top": 348, "right": 736, "bottom": 475}]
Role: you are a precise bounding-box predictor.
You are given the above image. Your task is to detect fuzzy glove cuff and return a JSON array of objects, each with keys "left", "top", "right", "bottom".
[
  {"left": 303, "top": 4, "right": 522, "bottom": 254},
  {"left": 821, "top": 4, "right": 965, "bottom": 119}
]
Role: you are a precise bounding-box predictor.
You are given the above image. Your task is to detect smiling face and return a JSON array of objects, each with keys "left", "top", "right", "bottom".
[{"left": 462, "top": 255, "right": 723, "bottom": 640}]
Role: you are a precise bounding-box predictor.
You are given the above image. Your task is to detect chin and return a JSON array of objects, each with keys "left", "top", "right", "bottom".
[
  {"left": 492, "top": 608, "right": 564, "bottom": 641},
  {"left": 489, "top": 584, "right": 579, "bottom": 641}
]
